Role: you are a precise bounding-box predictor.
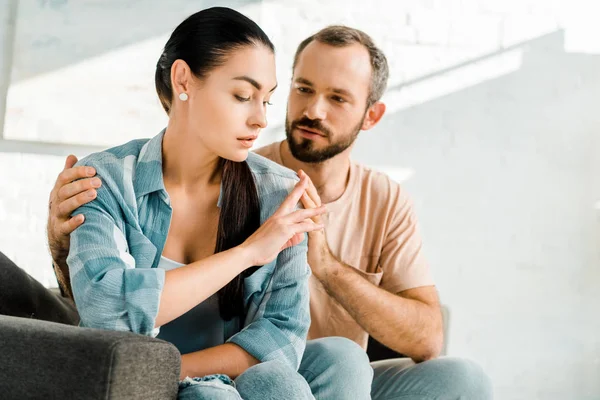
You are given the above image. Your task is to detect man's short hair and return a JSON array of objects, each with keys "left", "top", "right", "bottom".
[{"left": 293, "top": 25, "right": 389, "bottom": 107}]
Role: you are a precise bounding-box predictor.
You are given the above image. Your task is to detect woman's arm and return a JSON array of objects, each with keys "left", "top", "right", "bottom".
[
  {"left": 179, "top": 237, "right": 310, "bottom": 378},
  {"left": 156, "top": 247, "right": 252, "bottom": 327},
  {"left": 180, "top": 343, "right": 259, "bottom": 380},
  {"left": 69, "top": 164, "right": 321, "bottom": 337},
  {"left": 67, "top": 180, "right": 255, "bottom": 335}
]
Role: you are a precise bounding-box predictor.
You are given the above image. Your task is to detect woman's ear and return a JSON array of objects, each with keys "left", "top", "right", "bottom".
[{"left": 171, "top": 59, "right": 192, "bottom": 100}]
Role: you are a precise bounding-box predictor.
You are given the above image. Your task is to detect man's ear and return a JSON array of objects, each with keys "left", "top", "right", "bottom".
[{"left": 361, "top": 101, "right": 386, "bottom": 131}]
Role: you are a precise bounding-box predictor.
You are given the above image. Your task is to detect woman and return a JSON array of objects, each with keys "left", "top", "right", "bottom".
[{"left": 67, "top": 7, "right": 325, "bottom": 399}]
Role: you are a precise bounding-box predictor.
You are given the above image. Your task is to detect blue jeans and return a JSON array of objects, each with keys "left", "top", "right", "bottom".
[
  {"left": 177, "top": 336, "right": 373, "bottom": 399},
  {"left": 178, "top": 360, "right": 314, "bottom": 399},
  {"left": 300, "top": 337, "right": 374, "bottom": 399},
  {"left": 371, "top": 357, "right": 493, "bottom": 400}
]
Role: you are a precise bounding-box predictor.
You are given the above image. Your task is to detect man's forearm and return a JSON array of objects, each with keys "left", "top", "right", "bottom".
[
  {"left": 52, "top": 256, "right": 73, "bottom": 300},
  {"left": 180, "top": 343, "right": 260, "bottom": 380},
  {"left": 319, "top": 260, "right": 443, "bottom": 362}
]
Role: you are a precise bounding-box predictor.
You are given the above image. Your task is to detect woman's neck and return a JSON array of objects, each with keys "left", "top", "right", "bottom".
[{"left": 162, "top": 121, "right": 221, "bottom": 190}]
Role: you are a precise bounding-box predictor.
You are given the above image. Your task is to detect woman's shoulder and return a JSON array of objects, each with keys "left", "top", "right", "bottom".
[
  {"left": 246, "top": 153, "right": 299, "bottom": 218},
  {"left": 246, "top": 152, "right": 299, "bottom": 187},
  {"left": 74, "top": 139, "right": 151, "bottom": 206},
  {"left": 75, "top": 139, "right": 149, "bottom": 174}
]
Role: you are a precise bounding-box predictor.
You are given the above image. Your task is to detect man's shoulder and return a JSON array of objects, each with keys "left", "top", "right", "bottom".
[
  {"left": 253, "top": 141, "right": 280, "bottom": 162},
  {"left": 353, "top": 162, "right": 405, "bottom": 198},
  {"left": 350, "top": 162, "right": 416, "bottom": 222}
]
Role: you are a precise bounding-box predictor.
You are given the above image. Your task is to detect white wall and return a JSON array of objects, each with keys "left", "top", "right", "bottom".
[{"left": 1, "top": 1, "right": 598, "bottom": 399}]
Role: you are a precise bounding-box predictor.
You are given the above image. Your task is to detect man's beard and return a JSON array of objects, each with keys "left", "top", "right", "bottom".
[{"left": 285, "top": 115, "right": 364, "bottom": 163}]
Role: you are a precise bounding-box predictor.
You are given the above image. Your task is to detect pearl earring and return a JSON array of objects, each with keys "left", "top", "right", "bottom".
[{"left": 179, "top": 92, "right": 188, "bottom": 101}]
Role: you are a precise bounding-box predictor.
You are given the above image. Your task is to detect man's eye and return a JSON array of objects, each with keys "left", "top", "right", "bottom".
[{"left": 332, "top": 96, "right": 345, "bottom": 103}]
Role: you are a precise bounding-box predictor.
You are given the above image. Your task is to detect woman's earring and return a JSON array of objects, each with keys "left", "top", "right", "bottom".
[{"left": 179, "top": 92, "right": 188, "bottom": 101}]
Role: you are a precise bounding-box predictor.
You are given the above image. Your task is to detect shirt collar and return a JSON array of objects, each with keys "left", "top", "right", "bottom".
[{"left": 134, "top": 128, "right": 224, "bottom": 208}]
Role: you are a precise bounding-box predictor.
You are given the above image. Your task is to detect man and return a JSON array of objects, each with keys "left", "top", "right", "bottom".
[{"left": 46, "top": 26, "right": 491, "bottom": 398}]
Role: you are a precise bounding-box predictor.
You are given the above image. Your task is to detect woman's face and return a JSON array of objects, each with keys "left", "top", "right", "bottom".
[{"left": 176, "top": 44, "right": 277, "bottom": 162}]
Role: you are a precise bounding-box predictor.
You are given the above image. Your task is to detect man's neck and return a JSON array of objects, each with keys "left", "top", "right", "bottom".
[{"left": 279, "top": 140, "right": 351, "bottom": 204}]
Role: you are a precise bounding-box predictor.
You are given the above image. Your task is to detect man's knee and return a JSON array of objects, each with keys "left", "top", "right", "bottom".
[{"left": 429, "top": 357, "right": 493, "bottom": 399}]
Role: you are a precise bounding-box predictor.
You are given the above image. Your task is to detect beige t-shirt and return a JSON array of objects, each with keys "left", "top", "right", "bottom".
[{"left": 254, "top": 141, "right": 434, "bottom": 349}]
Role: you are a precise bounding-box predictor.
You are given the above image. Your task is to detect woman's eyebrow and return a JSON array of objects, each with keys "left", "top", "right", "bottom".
[{"left": 233, "top": 76, "right": 277, "bottom": 92}]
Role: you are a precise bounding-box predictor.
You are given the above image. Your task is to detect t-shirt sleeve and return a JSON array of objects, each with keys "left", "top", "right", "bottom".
[{"left": 378, "top": 191, "right": 435, "bottom": 294}]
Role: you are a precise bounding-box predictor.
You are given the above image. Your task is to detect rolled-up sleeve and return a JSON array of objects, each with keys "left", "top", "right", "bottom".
[
  {"left": 67, "top": 172, "right": 164, "bottom": 337},
  {"left": 227, "top": 236, "right": 311, "bottom": 370},
  {"left": 227, "top": 174, "right": 311, "bottom": 370}
]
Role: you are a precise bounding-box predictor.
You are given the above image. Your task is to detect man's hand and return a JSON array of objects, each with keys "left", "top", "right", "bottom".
[
  {"left": 298, "top": 170, "right": 335, "bottom": 281},
  {"left": 47, "top": 155, "right": 101, "bottom": 271}
]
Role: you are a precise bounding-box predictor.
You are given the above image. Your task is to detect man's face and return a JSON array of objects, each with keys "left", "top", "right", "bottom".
[{"left": 286, "top": 41, "right": 372, "bottom": 163}]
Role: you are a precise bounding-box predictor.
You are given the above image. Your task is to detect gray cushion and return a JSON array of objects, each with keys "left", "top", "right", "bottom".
[{"left": 0, "top": 315, "right": 180, "bottom": 399}]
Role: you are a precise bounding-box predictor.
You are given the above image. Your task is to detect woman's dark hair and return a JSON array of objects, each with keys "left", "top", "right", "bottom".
[{"left": 155, "top": 7, "right": 275, "bottom": 321}]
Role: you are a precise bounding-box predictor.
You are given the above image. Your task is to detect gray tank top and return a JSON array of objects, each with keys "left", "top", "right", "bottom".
[{"left": 155, "top": 256, "right": 228, "bottom": 355}]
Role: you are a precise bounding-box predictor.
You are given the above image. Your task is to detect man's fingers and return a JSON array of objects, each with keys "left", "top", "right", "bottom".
[
  {"left": 301, "top": 192, "right": 317, "bottom": 209},
  {"left": 56, "top": 165, "right": 97, "bottom": 187},
  {"left": 56, "top": 214, "right": 84, "bottom": 236},
  {"left": 300, "top": 192, "right": 324, "bottom": 223},
  {"left": 285, "top": 205, "right": 326, "bottom": 224},
  {"left": 57, "top": 190, "right": 97, "bottom": 218},
  {"left": 273, "top": 175, "right": 308, "bottom": 216},
  {"left": 57, "top": 177, "right": 101, "bottom": 202},
  {"left": 298, "top": 170, "right": 321, "bottom": 207},
  {"left": 292, "top": 220, "right": 325, "bottom": 235},
  {"left": 299, "top": 195, "right": 323, "bottom": 225},
  {"left": 64, "top": 155, "right": 79, "bottom": 170},
  {"left": 64, "top": 214, "right": 85, "bottom": 235}
]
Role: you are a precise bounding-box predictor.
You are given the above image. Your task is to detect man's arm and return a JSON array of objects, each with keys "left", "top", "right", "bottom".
[
  {"left": 309, "top": 229, "right": 443, "bottom": 362},
  {"left": 300, "top": 170, "right": 443, "bottom": 362},
  {"left": 47, "top": 155, "right": 102, "bottom": 299},
  {"left": 319, "top": 260, "right": 443, "bottom": 362}
]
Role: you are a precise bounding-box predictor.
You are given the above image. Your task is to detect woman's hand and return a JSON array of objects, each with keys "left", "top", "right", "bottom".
[{"left": 239, "top": 174, "right": 326, "bottom": 266}]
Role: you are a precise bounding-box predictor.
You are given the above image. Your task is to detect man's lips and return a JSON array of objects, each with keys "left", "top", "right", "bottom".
[{"left": 296, "top": 126, "right": 325, "bottom": 136}]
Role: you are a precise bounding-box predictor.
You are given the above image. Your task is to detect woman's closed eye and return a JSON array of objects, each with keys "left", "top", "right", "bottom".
[
  {"left": 235, "top": 95, "right": 251, "bottom": 102},
  {"left": 236, "top": 94, "right": 273, "bottom": 107}
]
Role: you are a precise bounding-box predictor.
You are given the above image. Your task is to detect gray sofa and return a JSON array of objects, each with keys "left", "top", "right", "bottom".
[
  {"left": 0, "top": 251, "right": 181, "bottom": 399},
  {"left": 0, "top": 315, "right": 180, "bottom": 399}
]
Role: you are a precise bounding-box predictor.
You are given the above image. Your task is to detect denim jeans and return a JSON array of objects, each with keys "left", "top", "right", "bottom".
[
  {"left": 300, "top": 337, "right": 374, "bottom": 399},
  {"left": 177, "top": 337, "right": 374, "bottom": 399},
  {"left": 178, "top": 360, "right": 314, "bottom": 400},
  {"left": 371, "top": 357, "right": 493, "bottom": 400}
]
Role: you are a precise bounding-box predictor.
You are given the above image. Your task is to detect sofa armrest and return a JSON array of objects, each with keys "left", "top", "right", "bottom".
[{"left": 0, "top": 315, "right": 180, "bottom": 399}]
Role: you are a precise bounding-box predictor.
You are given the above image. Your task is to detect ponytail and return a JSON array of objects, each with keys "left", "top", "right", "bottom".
[{"left": 215, "top": 158, "right": 261, "bottom": 320}]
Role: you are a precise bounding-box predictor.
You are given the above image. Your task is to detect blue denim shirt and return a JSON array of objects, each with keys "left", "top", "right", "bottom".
[{"left": 66, "top": 130, "right": 311, "bottom": 369}]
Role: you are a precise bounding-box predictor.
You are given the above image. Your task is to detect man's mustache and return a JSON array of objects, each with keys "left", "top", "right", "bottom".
[{"left": 291, "top": 117, "right": 331, "bottom": 137}]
